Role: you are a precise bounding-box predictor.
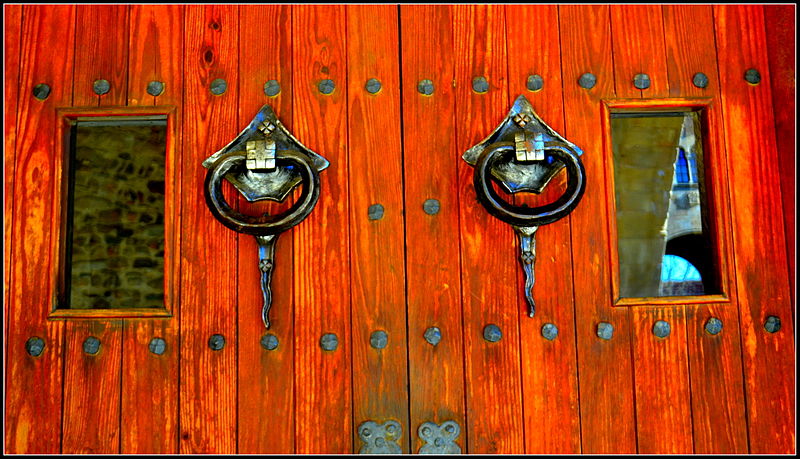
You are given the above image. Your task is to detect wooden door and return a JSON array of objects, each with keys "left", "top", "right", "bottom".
[{"left": 4, "top": 4, "right": 795, "bottom": 454}]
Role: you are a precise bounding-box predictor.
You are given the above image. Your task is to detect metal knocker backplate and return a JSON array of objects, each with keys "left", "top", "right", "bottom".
[
  {"left": 203, "top": 104, "right": 329, "bottom": 329},
  {"left": 463, "top": 95, "right": 586, "bottom": 317}
]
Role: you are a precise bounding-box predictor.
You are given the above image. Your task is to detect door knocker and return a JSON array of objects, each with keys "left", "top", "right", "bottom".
[
  {"left": 203, "top": 105, "right": 329, "bottom": 329},
  {"left": 463, "top": 95, "right": 586, "bottom": 317}
]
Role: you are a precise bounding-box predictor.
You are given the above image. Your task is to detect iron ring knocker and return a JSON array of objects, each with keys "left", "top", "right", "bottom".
[
  {"left": 474, "top": 142, "right": 586, "bottom": 228},
  {"left": 204, "top": 150, "right": 321, "bottom": 237}
]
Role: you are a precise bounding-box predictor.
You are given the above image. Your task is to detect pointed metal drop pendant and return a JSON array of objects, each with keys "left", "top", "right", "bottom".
[
  {"left": 203, "top": 105, "right": 329, "bottom": 329},
  {"left": 463, "top": 95, "right": 586, "bottom": 317}
]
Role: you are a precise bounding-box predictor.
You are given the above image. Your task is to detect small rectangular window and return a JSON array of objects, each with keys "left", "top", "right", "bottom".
[{"left": 610, "top": 110, "right": 720, "bottom": 299}]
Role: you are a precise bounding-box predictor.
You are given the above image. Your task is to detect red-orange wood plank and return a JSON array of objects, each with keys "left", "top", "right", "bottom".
[
  {"left": 714, "top": 5, "right": 795, "bottom": 454},
  {"left": 4, "top": 5, "right": 75, "bottom": 453},
  {"left": 291, "top": 5, "right": 352, "bottom": 454},
  {"left": 453, "top": 5, "right": 524, "bottom": 454},
  {"left": 763, "top": 5, "right": 796, "bottom": 309},
  {"left": 346, "top": 5, "right": 410, "bottom": 453},
  {"left": 121, "top": 5, "right": 183, "bottom": 453},
  {"left": 610, "top": 6, "right": 694, "bottom": 454},
  {"left": 400, "top": 5, "right": 467, "bottom": 454},
  {"left": 663, "top": 5, "right": 748, "bottom": 453},
  {"left": 61, "top": 6, "right": 130, "bottom": 453},
  {"left": 505, "top": 5, "right": 581, "bottom": 453},
  {"left": 4, "top": 4, "right": 22, "bottom": 338},
  {"left": 236, "top": 4, "right": 295, "bottom": 454},
  {"left": 179, "top": 5, "right": 239, "bottom": 453},
  {"left": 558, "top": 5, "right": 637, "bottom": 453}
]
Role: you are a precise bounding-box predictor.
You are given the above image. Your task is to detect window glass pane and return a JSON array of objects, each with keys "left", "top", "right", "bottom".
[
  {"left": 62, "top": 119, "right": 167, "bottom": 309},
  {"left": 611, "top": 111, "right": 718, "bottom": 298}
]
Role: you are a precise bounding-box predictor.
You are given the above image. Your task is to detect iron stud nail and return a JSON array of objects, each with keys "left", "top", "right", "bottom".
[
  {"left": 423, "top": 199, "right": 440, "bottom": 215},
  {"left": 653, "top": 320, "right": 671, "bottom": 339},
  {"left": 764, "top": 315, "right": 781, "bottom": 333},
  {"left": 365, "top": 78, "right": 382, "bottom": 94},
  {"left": 264, "top": 79, "right": 281, "bottom": 97},
  {"left": 692, "top": 72, "right": 709, "bottom": 89},
  {"left": 210, "top": 78, "right": 227, "bottom": 95},
  {"left": 578, "top": 72, "right": 596, "bottom": 89},
  {"left": 704, "top": 317, "right": 723, "bottom": 335},
  {"left": 25, "top": 337, "right": 45, "bottom": 357},
  {"left": 424, "top": 327, "right": 441, "bottom": 346},
  {"left": 208, "top": 334, "right": 225, "bottom": 351},
  {"left": 149, "top": 337, "right": 166, "bottom": 355},
  {"left": 318, "top": 79, "right": 335, "bottom": 95},
  {"left": 526, "top": 74, "right": 544, "bottom": 92},
  {"left": 597, "top": 322, "right": 614, "bottom": 340},
  {"left": 541, "top": 323, "right": 558, "bottom": 341},
  {"left": 370, "top": 330, "right": 388, "bottom": 349},
  {"left": 93, "top": 79, "right": 110, "bottom": 96},
  {"left": 744, "top": 68, "right": 761, "bottom": 85},
  {"left": 83, "top": 336, "right": 101, "bottom": 355},
  {"left": 368, "top": 203, "right": 384, "bottom": 221},
  {"left": 472, "top": 76, "right": 489, "bottom": 94},
  {"left": 633, "top": 73, "right": 651, "bottom": 90},
  {"left": 483, "top": 324, "right": 502, "bottom": 343},
  {"left": 261, "top": 333, "right": 279, "bottom": 351},
  {"left": 417, "top": 79, "right": 434, "bottom": 95},
  {"left": 320, "top": 333, "right": 339, "bottom": 351},
  {"left": 32, "top": 83, "right": 51, "bottom": 100},
  {"left": 434, "top": 437, "right": 444, "bottom": 447},
  {"left": 147, "top": 80, "right": 164, "bottom": 97}
]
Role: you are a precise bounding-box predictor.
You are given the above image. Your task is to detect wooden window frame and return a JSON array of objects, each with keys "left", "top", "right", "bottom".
[
  {"left": 600, "top": 98, "right": 735, "bottom": 307},
  {"left": 48, "top": 106, "right": 179, "bottom": 319}
]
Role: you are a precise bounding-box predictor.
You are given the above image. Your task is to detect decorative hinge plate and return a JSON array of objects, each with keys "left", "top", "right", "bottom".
[
  {"left": 418, "top": 421, "right": 461, "bottom": 454},
  {"left": 357, "top": 420, "right": 403, "bottom": 454}
]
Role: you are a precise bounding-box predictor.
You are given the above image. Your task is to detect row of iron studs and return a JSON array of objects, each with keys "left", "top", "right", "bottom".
[{"left": 29, "top": 68, "right": 763, "bottom": 101}]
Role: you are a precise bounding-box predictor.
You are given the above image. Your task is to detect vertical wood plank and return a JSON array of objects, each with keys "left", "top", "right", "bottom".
[
  {"left": 4, "top": 5, "right": 75, "bottom": 453},
  {"left": 610, "top": 5, "right": 694, "bottom": 454},
  {"left": 292, "top": 5, "right": 352, "bottom": 454},
  {"left": 61, "top": 5, "right": 129, "bottom": 454},
  {"left": 763, "top": 5, "right": 796, "bottom": 308},
  {"left": 663, "top": 5, "right": 749, "bottom": 453},
  {"left": 236, "top": 4, "right": 295, "bottom": 454},
  {"left": 121, "top": 4, "right": 183, "bottom": 453},
  {"left": 505, "top": 5, "right": 581, "bottom": 453},
  {"left": 346, "top": 5, "right": 410, "bottom": 454},
  {"left": 558, "top": 5, "right": 637, "bottom": 453},
  {"left": 453, "top": 5, "right": 524, "bottom": 454},
  {"left": 400, "top": 5, "right": 467, "bottom": 454},
  {"left": 714, "top": 5, "right": 795, "bottom": 453},
  {"left": 179, "top": 5, "right": 239, "bottom": 453},
  {"left": 4, "top": 4, "right": 22, "bottom": 331}
]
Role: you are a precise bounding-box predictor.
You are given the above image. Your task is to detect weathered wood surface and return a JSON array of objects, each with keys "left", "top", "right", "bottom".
[{"left": 4, "top": 4, "right": 22, "bottom": 325}]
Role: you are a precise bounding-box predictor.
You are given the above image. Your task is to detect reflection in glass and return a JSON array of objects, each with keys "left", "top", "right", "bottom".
[
  {"left": 62, "top": 118, "right": 167, "bottom": 308},
  {"left": 611, "top": 111, "right": 718, "bottom": 298}
]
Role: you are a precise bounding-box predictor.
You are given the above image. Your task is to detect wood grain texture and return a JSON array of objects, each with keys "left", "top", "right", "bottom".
[
  {"left": 236, "top": 4, "right": 295, "bottom": 454},
  {"left": 291, "top": 5, "right": 352, "bottom": 454},
  {"left": 4, "top": 5, "right": 75, "bottom": 454},
  {"left": 121, "top": 5, "right": 183, "bottom": 453},
  {"left": 663, "top": 5, "right": 748, "bottom": 453},
  {"left": 179, "top": 5, "right": 239, "bottom": 453},
  {"left": 73, "top": 5, "right": 129, "bottom": 106},
  {"left": 400, "top": 5, "right": 467, "bottom": 454},
  {"left": 346, "top": 5, "right": 410, "bottom": 454},
  {"left": 453, "top": 5, "right": 524, "bottom": 454},
  {"left": 505, "top": 4, "right": 581, "bottom": 454},
  {"left": 610, "top": 5, "right": 669, "bottom": 98},
  {"left": 714, "top": 5, "right": 795, "bottom": 454},
  {"left": 763, "top": 5, "right": 796, "bottom": 308},
  {"left": 558, "top": 5, "right": 637, "bottom": 453}
]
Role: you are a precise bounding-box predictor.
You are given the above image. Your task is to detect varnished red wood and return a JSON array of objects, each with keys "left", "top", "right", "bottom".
[
  {"left": 291, "top": 5, "right": 352, "bottom": 454},
  {"left": 73, "top": 5, "right": 129, "bottom": 106},
  {"left": 179, "top": 5, "right": 239, "bottom": 453},
  {"left": 401, "top": 5, "right": 468, "bottom": 454},
  {"left": 4, "top": 5, "right": 74, "bottom": 454},
  {"left": 346, "top": 5, "right": 411, "bottom": 454},
  {"left": 454, "top": 5, "right": 524, "bottom": 454},
  {"left": 505, "top": 4, "right": 581, "bottom": 454},
  {"left": 558, "top": 5, "right": 637, "bottom": 453},
  {"left": 714, "top": 5, "right": 795, "bottom": 453}
]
